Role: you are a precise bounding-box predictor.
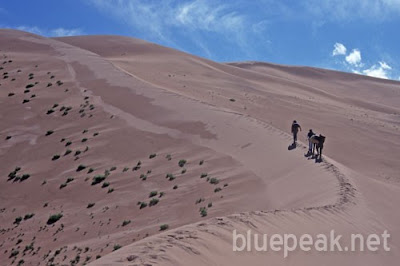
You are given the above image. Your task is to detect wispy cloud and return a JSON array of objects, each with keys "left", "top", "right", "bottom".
[
  {"left": 89, "top": 0, "right": 268, "bottom": 59},
  {"left": 10, "top": 25, "right": 83, "bottom": 37},
  {"left": 303, "top": 0, "right": 400, "bottom": 22}
]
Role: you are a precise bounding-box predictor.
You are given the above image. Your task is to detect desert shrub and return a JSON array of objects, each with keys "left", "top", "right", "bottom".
[
  {"left": 66, "top": 177, "right": 74, "bottom": 183},
  {"left": 140, "top": 174, "right": 147, "bottom": 181},
  {"left": 200, "top": 207, "right": 207, "bottom": 217},
  {"left": 214, "top": 187, "right": 222, "bottom": 193},
  {"left": 159, "top": 192, "right": 165, "bottom": 198},
  {"left": 229, "top": 98, "right": 236, "bottom": 102},
  {"left": 93, "top": 132, "right": 99, "bottom": 136},
  {"left": 178, "top": 159, "right": 187, "bottom": 167},
  {"left": 24, "top": 89, "right": 30, "bottom": 93},
  {"left": 200, "top": 173, "right": 208, "bottom": 178},
  {"left": 46, "top": 109, "right": 54, "bottom": 115},
  {"left": 122, "top": 167, "right": 129, "bottom": 172},
  {"left": 83, "top": 146, "right": 89, "bottom": 152},
  {"left": 47, "top": 213, "right": 63, "bottom": 225},
  {"left": 64, "top": 149, "right": 72, "bottom": 156},
  {"left": 52, "top": 154, "right": 60, "bottom": 161},
  {"left": 81, "top": 138, "right": 87, "bottom": 143},
  {"left": 45, "top": 130, "right": 54, "bottom": 136},
  {"left": 122, "top": 220, "right": 131, "bottom": 226},
  {"left": 76, "top": 165, "right": 86, "bottom": 172},
  {"left": 59, "top": 183, "right": 67, "bottom": 189},
  {"left": 91, "top": 175, "right": 106, "bottom": 185},
  {"left": 159, "top": 224, "right": 169, "bottom": 231},
  {"left": 9, "top": 249, "right": 19, "bottom": 258},
  {"left": 24, "top": 213, "right": 35, "bottom": 220},
  {"left": 8, "top": 92, "right": 15, "bottom": 97},
  {"left": 87, "top": 203, "right": 95, "bottom": 208},
  {"left": 173, "top": 185, "right": 178, "bottom": 190},
  {"left": 208, "top": 202, "right": 213, "bottom": 208},
  {"left": 65, "top": 141, "right": 72, "bottom": 146},
  {"left": 87, "top": 168, "right": 94, "bottom": 174},
  {"left": 110, "top": 166, "right": 117, "bottom": 171},
  {"left": 224, "top": 183, "right": 228, "bottom": 187},
  {"left": 166, "top": 173, "right": 175, "bottom": 181},
  {"left": 14, "top": 216, "right": 23, "bottom": 224},
  {"left": 196, "top": 198, "right": 204, "bottom": 204},
  {"left": 30, "top": 94, "right": 36, "bottom": 98},
  {"left": 139, "top": 202, "right": 147, "bottom": 209},
  {"left": 209, "top": 178, "right": 219, "bottom": 185},
  {"left": 50, "top": 75, "right": 55, "bottom": 79},
  {"left": 22, "top": 99, "right": 30, "bottom": 104},
  {"left": 166, "top": 154, "right": 172, "bottom": 160},
  {"left": 181, "top": 168, "right": 186, "bottom": 174},
  {"left": 149, "top": 153, "right": 156, "bottom": 159},
  {"left": 149, "top": 198, "right": 160, "bottom": 207},
  {"left": 101, "top": 182, "right": 110, "bottom": 188},
  {"left": 107, "top": 188, "right": 114, "bottom": 193},
  {"left": 149, "top": 191, "right": 158, "bottom": 198},
  {"left": 20, "top": 174, "right": 30, "bottom": 182},
  {"left": 74, "top": 150, "right": 81, "bottom": 156},
  {"left": 25, "top": 84, "right": 34, "bottom": 89},
  {"left": 113, "top": 244, "right": 121, "bottom": 251},
  {"left": 56, "top": 80, "right": 63, "bottom": 86},
  {"left": 199, "top": 160, "right": 204, "bottom": 165},
  {"left": 47, "top": 82, "right": 52, "bottom": 87}
]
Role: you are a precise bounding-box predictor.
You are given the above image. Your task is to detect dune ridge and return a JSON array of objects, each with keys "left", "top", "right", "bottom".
[{"left": 0, "top": 29, "right": 399, "bottom": 265}]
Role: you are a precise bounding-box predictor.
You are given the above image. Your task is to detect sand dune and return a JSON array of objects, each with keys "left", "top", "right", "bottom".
[{"left": 0, "top": 29, "right": 399, "bottom": 265}]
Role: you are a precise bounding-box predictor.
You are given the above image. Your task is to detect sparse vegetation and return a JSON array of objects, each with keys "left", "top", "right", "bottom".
[
  {"left": 160, "top": 224, "right": 169, "bottom": 231},
  {"left": 200, "top": 207, "right": 208, "bottom": 217},
  {"left": 149, "top": 191, "right": 158, "bottom": 198},
  {"left": 178, "top": 159, "right": 187, "bottom": 167},
  {"left": 76, "top": 165, "right": 86, "bottom": 172},
  {"left": 47, "top": 213, "right": 63, "bottom": 225},
  {"left": 149, "top": 198, "right": 159, "bottom": 206},
  {"left": 122, "top": 220, "right": 131, "bottom": 226},
  {"left": 92, "top": 174, "right": 106, "bottom": 185}
]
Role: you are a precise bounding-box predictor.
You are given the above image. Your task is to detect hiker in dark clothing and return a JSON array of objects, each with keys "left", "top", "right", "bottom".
[
  {"left": 291, "top": 120, "right": 302, "bottom": 144},
  {"left": 307, "top": 129, "right": 315, "bottom": 152}
]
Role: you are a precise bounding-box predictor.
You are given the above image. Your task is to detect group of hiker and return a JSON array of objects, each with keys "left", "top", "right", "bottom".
[{"left": 291, "top": 120, "right": 325, "bottom": 160}]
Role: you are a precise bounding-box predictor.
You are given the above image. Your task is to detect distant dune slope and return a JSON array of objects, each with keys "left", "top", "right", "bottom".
[{"left": 0, "top": 30, "right": 398, "bottom": 265}]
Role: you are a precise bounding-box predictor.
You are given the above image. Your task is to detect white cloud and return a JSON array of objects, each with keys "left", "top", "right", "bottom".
[
  {"left": 332, "top": 42, "right": 347, "bottom": 56},
  {"left": 362, "top": 61, "right": 392, "bottom": 79},
  {"left": 12, "top": 25, "right": 83, "bottom": 37},
  {"left": 345, "top": 49, "right": 362, "bottom": 66}
]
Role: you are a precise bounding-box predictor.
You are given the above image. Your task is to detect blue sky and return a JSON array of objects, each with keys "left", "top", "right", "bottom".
[{"left": 1, "top": 0, "right": 400, "bottom": 80}]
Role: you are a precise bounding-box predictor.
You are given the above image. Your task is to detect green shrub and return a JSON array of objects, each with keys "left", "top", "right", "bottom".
[
  {"left": 149, "top": 191, "right": 158, "bottom": 198},
  {"left": 139, "top": 202, "right": 147, "bottom": 209},
  {"left": 200, "top": 207, "right": 207, "bottom": 217},
  {"left": 24, "top": 213, "right": 35, "bottom": 220},
  {"left": 76, "top": 165, "right": 86, "bottom": 172},
  {"left": 178, "top": 159, "right": 187, "bottom": 167},
  {"left": 47, "top": 213, "right": 63, "bottom": 225},
  {"left": 149, "top": 198, "right": 159, "bottom": 206},
  {"left": 166, "top": 173, "right": 175, "bottom": 181},
  {"left": 102, "top": 182, "right": 110, "bottom": 188},
  {"left": 122, "top": 220, "right": 131, "bottom": 226},
  {"left": 14, "top": 216, "right": 22, "bottom": 224},
  {"left": 209, "top": 178, "right": 219, "bottom": 185},
  {"left": 91, "top": 175, "right": 106, "bottom": 185},
  {"left": 113, "top": 244, "right": 121, "bottom": 251},
  {"left": 87, "top": 168, "right": 94, "bottom": 174},
  {"left": 159, "top": 224, "right": 169, "bottom": 231}
]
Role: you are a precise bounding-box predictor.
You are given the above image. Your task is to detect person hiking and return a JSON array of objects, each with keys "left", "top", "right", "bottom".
[
  {"left": 307, "top": 129, "right": 315, "bottom": 153},
  {"left": 291, "top": 120, "right": 302, "bottom": 144}
]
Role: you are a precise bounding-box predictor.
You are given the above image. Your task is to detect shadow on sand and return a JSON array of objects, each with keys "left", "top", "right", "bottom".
[{"left": 287, "top": 143, "right": 297, "bottom": 150}]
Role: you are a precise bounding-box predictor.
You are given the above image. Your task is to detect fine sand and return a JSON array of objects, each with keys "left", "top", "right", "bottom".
[{"left": 0, "top": 29, "right": 399, "bottom": 265}]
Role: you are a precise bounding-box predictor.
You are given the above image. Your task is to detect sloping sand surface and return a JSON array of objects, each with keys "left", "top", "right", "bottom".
[{"left": 0, "top": 30, "right": 399, "bottom": 265}]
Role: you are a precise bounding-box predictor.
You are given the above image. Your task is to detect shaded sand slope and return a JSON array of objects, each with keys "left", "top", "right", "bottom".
[
  {"left": 58, "top": 35, "right": 400, "bottom": 183},
  {"left": 55, "top": 36, "right": 400, "bottom": 265},
  {"left": 0, "top": 30, "right": 398, "bottom": 265}
]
